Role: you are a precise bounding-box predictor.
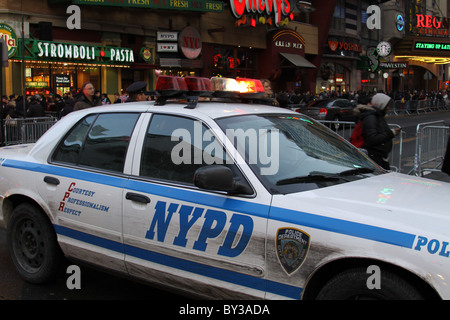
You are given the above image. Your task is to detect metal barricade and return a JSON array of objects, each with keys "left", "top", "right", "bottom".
[
  {"left": 411, "top": 120, "right": 450, "bottom": 176},
  {"left": 318, "top": 120, "right": 404, "bottom": 172},
  {"left": 2, "top": 117, "right": 58, "bottom": 145},
  {"left": 318, "top": 120, "right": 355, "bottom": 141}
]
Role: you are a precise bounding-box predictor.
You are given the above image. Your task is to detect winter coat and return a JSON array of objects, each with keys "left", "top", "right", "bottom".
[
  {"left": 26, "top": 102, "right": 45, "bottom": 117},
  {"left": 73, "top": 94, "right": 101, "bottom": 111},
  {"left": 354, "top": 104, "right": 394, "bottom": 158}
]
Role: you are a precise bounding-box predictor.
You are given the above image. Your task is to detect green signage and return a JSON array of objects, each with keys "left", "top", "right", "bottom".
[
  {"left": 415, "top": 41, "right": 450, "bottom": 51},
  {"left": 15, "top": 39, "right": 134, "bottom": 66},
  {"left": 71, "top": 0, "right": 224, "bottom": 12}
]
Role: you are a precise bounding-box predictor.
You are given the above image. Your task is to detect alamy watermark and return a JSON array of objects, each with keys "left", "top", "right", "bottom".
[{"left": 170, "top": 121, "right": 280, "bottom": 176}]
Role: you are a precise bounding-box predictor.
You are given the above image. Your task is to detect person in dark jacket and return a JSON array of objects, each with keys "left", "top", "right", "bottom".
[
  {"left": 355, "top": 93, "right": 401, "bottom": 170},
  {"left": 27, "top": 94, "right": 45, "bottom": 117},
  {"left": 73, "top": 82, "right": 101, "bottom": 111}
]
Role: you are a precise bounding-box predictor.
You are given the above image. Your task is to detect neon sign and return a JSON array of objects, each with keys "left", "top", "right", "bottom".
[{"left": 230, "top": 0, "right": 294, "bottom": 28}]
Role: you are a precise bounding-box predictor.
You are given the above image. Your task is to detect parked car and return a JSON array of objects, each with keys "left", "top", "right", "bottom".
[{"left": 296, "top": 98, "right": 358, "bottom": 129}]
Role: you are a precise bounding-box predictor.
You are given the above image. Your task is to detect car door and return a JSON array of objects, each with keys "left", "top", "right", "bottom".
[
  {"left": 37, "top": 112, "right": 141, "bottom": 273},
  {"left": 122, "top": 113, "right": 271, "bottom": 299}
]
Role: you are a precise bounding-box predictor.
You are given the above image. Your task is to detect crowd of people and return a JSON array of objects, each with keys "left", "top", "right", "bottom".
[{"left": 2, "top": 79, "right": 450, "bottom": 171}]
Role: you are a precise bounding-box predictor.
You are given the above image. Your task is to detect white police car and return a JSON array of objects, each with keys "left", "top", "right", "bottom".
[{"left": 0, "top": 76, "right": 449, "bottom": 300}]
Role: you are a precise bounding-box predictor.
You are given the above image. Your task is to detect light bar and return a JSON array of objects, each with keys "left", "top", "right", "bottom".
[{"left": 154, "top": 76, "right": 267, "bottom": 105}]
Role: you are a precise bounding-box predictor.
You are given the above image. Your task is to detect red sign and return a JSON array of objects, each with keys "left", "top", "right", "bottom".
[
  {"left": 415, "top": 14, "right": 450, "bottom": 36},
  {"left": 230, "top": 0, "right": 293, "bottom": 28}
]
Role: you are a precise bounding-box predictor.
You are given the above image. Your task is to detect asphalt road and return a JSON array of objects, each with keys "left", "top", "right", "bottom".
[{"left": 0, "top": 228, "right": 179, "bottom": 300}]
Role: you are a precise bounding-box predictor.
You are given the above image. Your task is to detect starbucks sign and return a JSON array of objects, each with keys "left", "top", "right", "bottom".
[{"left": 0, "top": 23, "right": 18, "bottom": 58}]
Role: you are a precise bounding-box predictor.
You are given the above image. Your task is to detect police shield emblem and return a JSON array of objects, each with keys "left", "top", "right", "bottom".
[{"left": 276, "top": 228, "right": 310, "bottom": 275}]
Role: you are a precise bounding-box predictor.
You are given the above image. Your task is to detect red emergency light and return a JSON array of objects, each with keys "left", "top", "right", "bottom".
[{"left": 154, "top": 76, "right": 267, "bottom": 105}]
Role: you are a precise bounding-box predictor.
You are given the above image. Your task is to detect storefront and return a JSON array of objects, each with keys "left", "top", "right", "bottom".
[
  {"left": 259, "top": 29, "right": 315, "bottom": 93},
  {"left": 318, "top": 37, "right": 362, "bottom": 94},
  {"left": 10, "top": 38, "right": 134, "bottom": 97},
  {"left": 390, "top": 10, "right": 450, "bottom": 91}
]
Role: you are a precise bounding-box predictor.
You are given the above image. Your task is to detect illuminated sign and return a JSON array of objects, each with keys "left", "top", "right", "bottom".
[
  {"left": 415, "top": 14, "right": 450, "bottom": 36},
  {"left": 396, "top": 14, "right": 404, "bottom": 31},
  {"left": 415, "top": 41, "right": 450, "bottom": 51},
  {"left": 32, "top": 40, "right": 134, "bottom": 63},
  {"left": 230, "top": 0, "right": 294, "bottom": 27},
  {"left": 328, "top": 41, "right": 361, "bottom": 53}
]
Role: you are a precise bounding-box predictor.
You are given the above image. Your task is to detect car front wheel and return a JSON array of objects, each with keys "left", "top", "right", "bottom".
[
  {"left": 316, "top": 267, "right": 424, "bottom": 300},
  {"left": 7, "top": 203, "right": 62, "bottom": 284}
]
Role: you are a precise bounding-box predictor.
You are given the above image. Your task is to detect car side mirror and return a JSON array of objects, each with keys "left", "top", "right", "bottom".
[{"left": 194, "top": 165, "right": 253, "bottom": 195}]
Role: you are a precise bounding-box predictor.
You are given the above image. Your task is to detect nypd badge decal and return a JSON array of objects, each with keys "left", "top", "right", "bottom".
[{"left": 276, "top": 228, "right": 310, "bottom": 275}]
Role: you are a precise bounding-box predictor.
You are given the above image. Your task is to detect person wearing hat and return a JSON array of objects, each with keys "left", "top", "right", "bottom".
[
  {"left": 74, "top": 82, "right": 101, "bottom": 111},
  {"left": 125, "top": 81, "right": 149, "bottom": 103},
  {"left": 355, "top": 93, "right": 401, "bottom": 170},
  {"left": 27, "top": 94, "right": 45, "bottom": 117}
]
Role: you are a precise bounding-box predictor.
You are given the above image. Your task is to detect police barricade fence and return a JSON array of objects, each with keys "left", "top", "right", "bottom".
[
  {"left": 392, "top": 99, "right": 450, "bottom": 115},
  {"left": 318, "top": 120, "right": 403, "bottom": 173},
  {"left": 2, "top": 117, "right": 58, "bottom": 145},
  {"left": 410, "top": 120, "right": 450, "bottom": 177}
]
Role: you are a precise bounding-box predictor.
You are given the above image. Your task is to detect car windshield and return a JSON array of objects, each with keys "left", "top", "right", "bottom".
[{"left": 216, "top": 114, "right": 382, "bottom": 194}]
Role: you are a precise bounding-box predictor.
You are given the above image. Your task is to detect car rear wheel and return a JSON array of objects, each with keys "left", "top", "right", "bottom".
[
  {"left": 7, "top": 203, "right": 62, "bottom": 284},
  {"left": 316, "top": 267, "right": 424, "bottom": 300}
]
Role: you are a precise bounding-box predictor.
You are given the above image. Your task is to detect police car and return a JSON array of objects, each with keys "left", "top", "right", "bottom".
[{"left": 0, "top": 76, "right": 449, "bottom": 300}]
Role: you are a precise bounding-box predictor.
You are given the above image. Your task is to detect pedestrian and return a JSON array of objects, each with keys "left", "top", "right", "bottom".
[
  {"left": 125, "top": 81, "right": 149, "bottom": 102},
  {"left": 53, "top": 94, "right": 65, "bottom": 118},
  {"left": 26, "top": 94, "right": 46, "bottom": 117},
  {"left": 113, "top": 93, "right": 121, "bottom": 103},
  {"left": 101, "top": 93, "right": 111, "bottom": 105},
  {"left": 356, "top": 93, "right": 401, "bottom": 170},
  {"left": 73, "top": 82, "right": 101, "bottom": 111},
  {"left": 260, "top": 79, "right": 279, "bottom": 106}
]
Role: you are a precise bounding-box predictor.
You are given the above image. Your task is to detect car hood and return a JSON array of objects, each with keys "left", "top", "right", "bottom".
[{"left": 271, "top": 172, "right": 450, "bottom": 244}]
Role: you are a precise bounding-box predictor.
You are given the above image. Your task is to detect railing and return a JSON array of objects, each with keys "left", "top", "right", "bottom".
[
  {"left": 2, "top": 117, "right": 58, "bottom": 146},
  {"left": 319, "top": 120, "right": 403, "bottom": 172},
  {"left": 410, "top": 120, "right": 450, "bottom": 177},
  {"left": 392, "top": 98, "right": 450, "bottom": 115}
]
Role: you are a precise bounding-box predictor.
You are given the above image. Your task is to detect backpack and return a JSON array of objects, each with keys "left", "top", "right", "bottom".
[{"left": 350, "top": 122, "right": 364, "bottom": 148}]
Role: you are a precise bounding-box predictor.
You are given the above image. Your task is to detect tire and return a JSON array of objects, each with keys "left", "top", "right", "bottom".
[
  {"left": 7, "top": 203, "right": 62, "bottom": 284},
  {"left": 316, "top": 267, "right": 424, "bottom": 300}
]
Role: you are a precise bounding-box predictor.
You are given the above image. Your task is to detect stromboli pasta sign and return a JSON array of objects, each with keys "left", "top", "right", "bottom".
[
  {"left": 34, "top": 40, "right": 134, "bottom": 64},
  {"left": 230, "top": 0, "right": 294, "bottom": 27}
]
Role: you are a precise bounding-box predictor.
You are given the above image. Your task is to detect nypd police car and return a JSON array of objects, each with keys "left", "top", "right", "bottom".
[{"left": 0, "top": 76, "right": 449, "bottom": 300}]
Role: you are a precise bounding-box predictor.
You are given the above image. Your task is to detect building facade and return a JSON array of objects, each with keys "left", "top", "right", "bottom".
[{"left": 1, "top": 0, "right": 349, "bottom": 100}]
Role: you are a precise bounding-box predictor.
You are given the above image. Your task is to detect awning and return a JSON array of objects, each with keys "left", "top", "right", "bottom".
[{"left": 279, "top": 52, "right": 316, "bottom": 68}]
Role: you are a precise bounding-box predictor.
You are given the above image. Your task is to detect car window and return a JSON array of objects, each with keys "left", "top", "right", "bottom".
[
  {"left": 217, "top": 114, "right": 382, "bottom": 194},
  {"left": 140, "top": 114, "right": 238, "bottom": 185},
  {"left": 52, "top": 113, "right": 140, "bottom": 172}
]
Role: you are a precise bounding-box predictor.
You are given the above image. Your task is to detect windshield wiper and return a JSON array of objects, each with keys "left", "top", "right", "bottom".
[
  {"left": 276, "top": 174, "right": 346, "bottom": 186},
  {"left": 338, "top": 167, "right": 375, "bottom": 176},
  {"left": 275, "top": 168, "right": 375, "bottom": 186}
]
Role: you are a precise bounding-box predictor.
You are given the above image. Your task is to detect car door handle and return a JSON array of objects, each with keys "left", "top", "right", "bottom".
[
  {"left": 125, "top": 192, "right": 151, "bottom": 204},
  {"left": 44, "top": 176, "right": 60, "bottom": 185}
]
